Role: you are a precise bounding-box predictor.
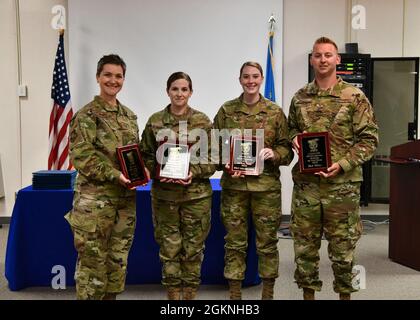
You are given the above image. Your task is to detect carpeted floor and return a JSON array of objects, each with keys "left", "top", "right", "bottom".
[{"left": 1, "top": 220, "right": 419, "bottom": 300}]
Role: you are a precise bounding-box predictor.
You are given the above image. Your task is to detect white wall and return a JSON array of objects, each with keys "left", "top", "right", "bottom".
[{"left": 68, "top": 0, "right": 283, "bottom": 130}]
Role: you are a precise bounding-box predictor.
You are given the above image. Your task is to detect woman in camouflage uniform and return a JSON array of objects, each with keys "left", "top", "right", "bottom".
[
  {"left": 213, "top": 62, "right": 293, "bottom": 300},
  {"left": 140, "top": 72, "right": 215, "bottom": 300},
  {"left": 66, "top": 54, "right": 148, "bottom": 300}
]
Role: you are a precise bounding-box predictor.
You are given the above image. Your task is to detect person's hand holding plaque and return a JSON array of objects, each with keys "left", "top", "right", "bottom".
[
  {"left": 174, "top": 171, "right": 193, "bottom": 185},
  {"left": 225, "top": 163, "right": 245, "bottom": 178},
  {"left": 160, "top": 171, "right": 192, "bottom": 185},
  {"left": 314, "top": 162, "right": 342, "bottom": 178},
  {"left": 259, "top": 148, "right": 275, "bottom": 161},
  {"left": 226, "top": 148, "right": 272, "bottom": 179},
  {"left": 118, "top": 168, "right": 150, "bottom": 190}
]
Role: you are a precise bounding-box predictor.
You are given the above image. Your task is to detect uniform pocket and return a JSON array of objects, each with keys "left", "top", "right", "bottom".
[{"left": 65, "top": 194, "right": 99, "bottom": 233}]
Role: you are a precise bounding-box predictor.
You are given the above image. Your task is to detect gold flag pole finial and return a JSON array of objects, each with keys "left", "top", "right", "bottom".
[{"left": 59, "top": 29, "right": 65, "bottom": 36}]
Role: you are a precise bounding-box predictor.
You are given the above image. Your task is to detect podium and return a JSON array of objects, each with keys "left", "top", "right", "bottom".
[
  {"left": 0, "top": 154, "right": 4, "bottom": 198},
  {"left": 388, "top": 140, "right": 420, "bottom": 270}
]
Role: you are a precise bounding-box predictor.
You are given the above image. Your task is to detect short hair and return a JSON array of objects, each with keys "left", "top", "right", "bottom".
[
  {"left": 313, "top": 37, "right": 338, "bottom": 52},
  {"left": 166, "top": 72, "right": 193, "bottom": 91},
  {"left": 96, "top": 54, "right": 126, "bottom": 77},
  {"left": 239, "top": 61, "right": 264, "bottom": 78}
]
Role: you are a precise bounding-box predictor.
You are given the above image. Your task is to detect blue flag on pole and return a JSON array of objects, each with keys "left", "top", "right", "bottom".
[{"left": 264, "top": 31, "right": 276, "bottom": 102}]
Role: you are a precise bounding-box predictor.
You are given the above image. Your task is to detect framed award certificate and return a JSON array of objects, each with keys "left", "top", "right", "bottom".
[
  {"left": 116, "top": 144, "right": 149, "bottom": 188},
  {"left": 229, "top": 135, "right": 263, "bottom": 176},
  {"left": 156, "top": 141, "right": 191, "bottom": 180},
  {"left": 297, "top": 132, "right": 332, "bottom": 173}
]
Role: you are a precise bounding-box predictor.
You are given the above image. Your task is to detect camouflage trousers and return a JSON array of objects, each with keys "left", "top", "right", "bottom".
[
  {"left": 151, "top": 196, "right": 211, "bottom": 287},
  {"left": 290, "top": 181, "right": 362, "bottom": 294},
  {"left": 66, "top": 195, "right": 136, "bottom": 300},
  {"left": 221, "top": 189, "right": 281, "bottom": 280}
]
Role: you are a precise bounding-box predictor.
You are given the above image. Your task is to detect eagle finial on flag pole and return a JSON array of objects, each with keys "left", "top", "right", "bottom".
[{"left": 268, "top": 13, "right": 276, "bottom": 33}]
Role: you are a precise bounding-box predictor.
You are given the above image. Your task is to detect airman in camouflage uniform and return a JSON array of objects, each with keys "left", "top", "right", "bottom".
[
  {"left": 288, "top": 37, "right": 379, "bottom": 300},
  {"left": 213, "top": 62, "right": 293, "bottom": 299},
  {"left": 140, "top": 72, "right": 216, "bottom": 300},
  {"left": 65, "top": 55, "right": 140, "bottom": 300}
]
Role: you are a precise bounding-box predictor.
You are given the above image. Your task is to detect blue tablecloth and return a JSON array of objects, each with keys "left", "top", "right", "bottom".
[{"left": 5, "top": 179, "right": 260, "bottom": 291}]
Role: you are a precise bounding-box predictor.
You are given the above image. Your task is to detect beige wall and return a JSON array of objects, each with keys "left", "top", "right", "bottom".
[
  {"left": 404, "top": 0, "right": 420, "bottom": 136},
  {"left": 1, "top": 0, "right": 419, "bottom": 217},
  {"left": 350, "top": 0, "right": 404, "bottom": 56},
  {"left": 404, "top": 0, "right": 420, "bottom": 56},
  {"left": 19, "top": 0, "right": 69, "bottom": 187},
  {"left": 0, "top": 0, "right": 68, "bottom": 216},
  {"left": 281, "top": 0, "right": 349, "bottom": 216},
  {"left": 283, "top": 0, "right": 348, "bottom": 115},
  {"left": 0, "top": 0, "right": 20, "bottom": 215}
]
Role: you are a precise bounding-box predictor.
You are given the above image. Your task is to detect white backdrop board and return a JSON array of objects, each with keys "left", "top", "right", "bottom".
[{"left": 68, "top": 0, "right": 283, "bottom": 131}]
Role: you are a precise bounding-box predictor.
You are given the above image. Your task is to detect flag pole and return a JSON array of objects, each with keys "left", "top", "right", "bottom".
[{"left": 49, "top": 27, "right": 73, "bottom": 170}]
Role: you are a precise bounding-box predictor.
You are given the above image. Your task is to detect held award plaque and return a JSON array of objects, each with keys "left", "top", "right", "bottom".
[
  {"left": 116, "top": 144, "right": 149, "bottom": 188},
  {"left": 297, "top": 132, "right": 332, "bottom": 173},
  {"left": 229, "top": 135, "right": 263, "bottom": 176},
  {"left": 156, "top": 141, "right": 191, "bottom": 180}
]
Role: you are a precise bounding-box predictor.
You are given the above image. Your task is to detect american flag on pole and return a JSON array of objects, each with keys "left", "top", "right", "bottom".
[{"left": 48, "top": 32, "right": 73, "bottom": 170}]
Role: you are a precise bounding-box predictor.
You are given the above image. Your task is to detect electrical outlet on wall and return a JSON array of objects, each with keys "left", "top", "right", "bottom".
[{"left": 17, "top": 85, "right": 27, "bottom": 97}]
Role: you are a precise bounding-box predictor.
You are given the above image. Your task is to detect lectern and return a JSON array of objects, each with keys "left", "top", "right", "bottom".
[
  {"left": 0, "top": 154, "right": 4, "bottom": 198},
  {"left": 388, "top": 140, "right": 420, "bottom": 271}
]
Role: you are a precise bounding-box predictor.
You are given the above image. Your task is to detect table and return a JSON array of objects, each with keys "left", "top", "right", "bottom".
[{"left": 5, "top": 179, "right": 260, "bottom": 291}]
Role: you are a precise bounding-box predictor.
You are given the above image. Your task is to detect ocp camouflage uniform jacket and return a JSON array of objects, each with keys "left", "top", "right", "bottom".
[
  {"left": 213, "top": 94, "right": 293, "bottom": 192},
  {"left": 67, "top": 96, "right": 139, "bottom": 231},
  {"left": 288, "top": 77, "right": 379, "bottom": 184},
  {"left": 140, "top": 105, "right": 216, "bottom": 202}
]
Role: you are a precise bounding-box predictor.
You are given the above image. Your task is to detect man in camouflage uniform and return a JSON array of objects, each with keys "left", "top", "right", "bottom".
[
  {"left": 288, "top": 37, "right": 379, "bottom": 300},
  {"left": 213, "top": 62, "right": 293, "bottom": 300},
  {"left": 140, "top": 72, "right": 216, "bottom": 300},
  {"left": 65, "top": 55, "right": 141, "bottom": 300}
]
